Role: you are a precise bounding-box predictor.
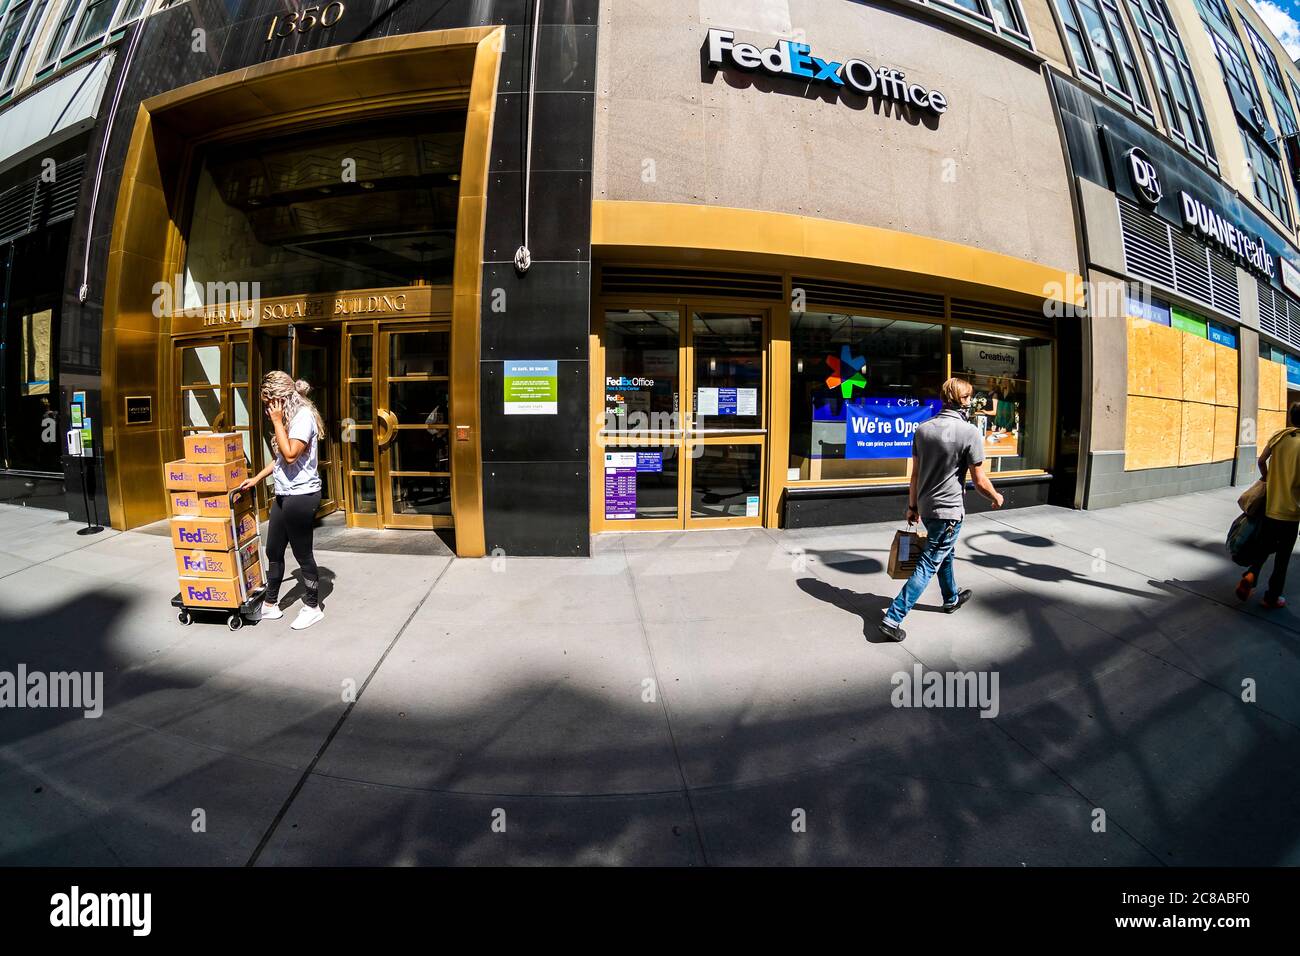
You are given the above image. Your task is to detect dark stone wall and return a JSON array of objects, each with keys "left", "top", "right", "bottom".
[{"left": 57, "top": 0, "right": 597, "bottom": 554}]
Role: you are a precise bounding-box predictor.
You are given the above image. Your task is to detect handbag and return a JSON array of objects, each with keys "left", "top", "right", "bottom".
[
  {"left": 1238, "top": 480, "right": 1266, "bottom": 518},
  {"left": 887, "top": 523, "right": 928, "bottom": 580},
  {"left": 1226, "top": 511, "right": 1267, "bottom": 567}
]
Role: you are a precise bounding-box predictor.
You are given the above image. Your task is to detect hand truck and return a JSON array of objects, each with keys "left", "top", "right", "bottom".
[{"left": 171, "top": 487, "right": 266, "bottom": 631}]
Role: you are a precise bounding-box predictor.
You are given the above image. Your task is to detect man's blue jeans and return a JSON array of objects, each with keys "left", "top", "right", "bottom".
[{"left": 883, "top": 518, "right": 963, "bottom": 626}]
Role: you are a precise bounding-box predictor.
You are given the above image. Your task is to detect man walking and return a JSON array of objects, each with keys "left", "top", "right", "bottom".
[{"left": 878, "top": 377, "right": 1004, "bottom": 642}]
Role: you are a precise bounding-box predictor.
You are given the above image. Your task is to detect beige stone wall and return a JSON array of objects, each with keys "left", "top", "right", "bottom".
[{"left": 594, "top": 0, "right": 1080, "bottom": 275}]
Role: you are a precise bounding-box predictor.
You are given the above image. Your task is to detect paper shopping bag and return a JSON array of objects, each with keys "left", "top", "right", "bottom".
[{"left": 887, "top": 525, "right": 928, "bottom": 580}]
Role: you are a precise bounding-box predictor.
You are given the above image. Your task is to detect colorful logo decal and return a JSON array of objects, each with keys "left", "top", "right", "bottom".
[{"left": 824, "top": 346, "right": 867, "bottom": 398}]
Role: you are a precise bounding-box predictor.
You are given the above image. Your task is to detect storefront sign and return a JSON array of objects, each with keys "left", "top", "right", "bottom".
[
  {"left": 1125, "top": 147, "right": 1162, "bottom": 205},
  {"left": 960, "top": 341, "right": 1020, "bottom": 376},
  {"left": 1207, "top": 322, "right": 1236, "bottom": 348},
  {"left": 603, "top": 452, "right": 637, "bottom": 520},
  {"left": 124, "top": 395, "right": 153, "bottom": 425},
  {"left": 705, "top": 29, "right": 949, "bottom": 114},
  {"left": 1170, "top": 307, "right": 1207, "bottom": 338},
  {"left": 503, "top": 360, "right": 557, "bottom": 415},
  {"left": 266, "top": 2, "right": 344, "bottom": 42},
  {"left": 844, "top": 398, "right": 941, "bottom": 460},
  {"left": 172, "top": 287, "right": 422, "bottom": 331},
  {"left": 1180, "top": 192, "right": 1275, "bottom": 281},
  {"left": 1282, "top": 258, "right": 1300, "bottom": 299},
  {"left": 1286, "top": 353, "right": 1300, "bottom": 388},
  {"left": 1125, "top": 293, "right": 1171, "bottom": 326}
]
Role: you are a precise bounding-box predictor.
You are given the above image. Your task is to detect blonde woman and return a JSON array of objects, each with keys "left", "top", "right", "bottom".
[{"left": 239, "top": 371, "right": 325, "bottom": 629}]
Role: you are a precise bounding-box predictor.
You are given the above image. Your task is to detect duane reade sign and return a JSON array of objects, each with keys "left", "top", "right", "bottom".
[{"left": 705, "top": 29, "right": 949, "bottom": 114}]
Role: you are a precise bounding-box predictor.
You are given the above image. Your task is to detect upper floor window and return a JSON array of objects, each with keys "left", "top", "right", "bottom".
[
  {"left": 1054, "top": 0, "right": 1151, "bottom": 116},
  {"left": 1240, "top": 12, "right": 1298, "bottom": 137},
  {"left": 1195, "top": 0, "right": 1292, "bottom": 226},
  {"left": 911, "top": 1, "right": 1035, "bottom": 48},
  {"left": 41, "top": 0, "right": 149, "bottom": 70},
  {"left": 1124, "top": 0, "right": 1217, "bottom": 169}
]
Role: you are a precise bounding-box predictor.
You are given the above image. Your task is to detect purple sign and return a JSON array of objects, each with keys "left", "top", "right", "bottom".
[{"left": 604, "top": 453, "right": 637, "bottom": 519}]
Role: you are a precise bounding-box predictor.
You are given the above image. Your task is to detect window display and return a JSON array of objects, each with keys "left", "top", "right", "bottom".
[
  {"left": 950, "top": 327, "right": 1053, "bottom": 470},
  {"left": 789, "top": 314, "right": 945, "bottom": 481}
]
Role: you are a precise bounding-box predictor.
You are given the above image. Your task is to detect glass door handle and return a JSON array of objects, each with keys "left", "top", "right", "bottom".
[{"left": 376, "top": 408, "right": 399, "bottom": 448}]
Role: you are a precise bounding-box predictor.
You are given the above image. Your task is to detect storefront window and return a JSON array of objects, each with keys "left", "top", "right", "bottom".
[
  {"left": 789, "top": 313, "right": 945, "bottom": 481},
  {"left": 184, "top": 115, "right": 464, "bottom": 303},
  {"left": 950, "top": 328, "right": 1053, "bottom": 471}
]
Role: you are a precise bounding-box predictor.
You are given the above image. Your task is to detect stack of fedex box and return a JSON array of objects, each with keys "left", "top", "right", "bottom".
[{"left": 164, "top": 434, "right": 262, "bottom": 610}]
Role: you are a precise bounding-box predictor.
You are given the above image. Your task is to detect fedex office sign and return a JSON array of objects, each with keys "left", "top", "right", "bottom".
[{"left": 706, "top": 29, "right": 949, "bottom": 114}]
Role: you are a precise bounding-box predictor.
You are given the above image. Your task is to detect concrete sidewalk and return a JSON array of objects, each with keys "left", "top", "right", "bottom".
[{"left": 0, "top": 487, "right": 1297, "bottom": 865}]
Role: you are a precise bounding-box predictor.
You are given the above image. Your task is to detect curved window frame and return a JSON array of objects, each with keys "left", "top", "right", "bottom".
[{"left": 912, "top": 0, "right": 1037, "bottom": 50}]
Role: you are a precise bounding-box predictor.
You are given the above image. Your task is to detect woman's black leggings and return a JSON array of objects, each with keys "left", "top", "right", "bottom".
[
  {"left": 1248, "top": 517, "right": 1300, "bottom": 601},
  {"left": 264, "top": 492, "right": 321, "bottom": 607}
]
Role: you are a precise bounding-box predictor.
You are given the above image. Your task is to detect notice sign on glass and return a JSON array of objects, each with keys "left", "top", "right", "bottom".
[
  {"left": 504, "top": 360, "right": 558, "bottom": 415},
  {"left": 845, "top": 398, "right": 941, "bottom": 460},
  {"left": 697, "top": 387, "right": 757, "bottom": 416},
  {"left": 604, "top": 452, "right": 637, "bottom": 519}
]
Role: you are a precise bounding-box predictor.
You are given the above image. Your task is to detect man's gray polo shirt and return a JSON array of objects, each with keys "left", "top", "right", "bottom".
[{"left": 913, "top": 408, "right": 984, "bottom": 521}]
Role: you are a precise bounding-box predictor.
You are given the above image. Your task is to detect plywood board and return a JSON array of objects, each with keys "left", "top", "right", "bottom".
[
  {"left": 1258, "top": 409, "right": 1288, "bottom": 447},
  {"left": 1126, "top": 317, "right": 1152, "bottom": 396},
  {"left": 1213, "top": 405, "right": 1237, "bottom": 462},
  {"left": 1179, "top": 401, "right": 1215, "bottom": 466},
  {"left": 1259, "top": 358, "right": 1285, "bottom": 411},
  {"left": 1125, "top": 396, "right": 1182, "bottom": 470},
  {"left": 1150, "top": 322, "right": 1184, "bottom": 399},
  {"left": 1214, "top": 343, "right": 1238, "bottom": 408},
  {"left": 1181, "top": 333, "right": 1216, "bottom": 405}
]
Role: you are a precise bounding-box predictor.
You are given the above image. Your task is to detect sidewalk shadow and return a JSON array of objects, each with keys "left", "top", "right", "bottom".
[
  {"left": 797, "top": 577, "right": 899, "bottom": 642},
  {"left": 273, "top": 566, "right": 337, "bottom": 609}
]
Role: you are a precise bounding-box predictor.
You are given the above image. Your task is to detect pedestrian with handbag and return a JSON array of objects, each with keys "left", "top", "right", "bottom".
[
  {"left": 878, "top": 377, "right": 1004, "bottom": 642},
  {"left": 1236, "top": 404, "right": 1300, "bottom": 608}
]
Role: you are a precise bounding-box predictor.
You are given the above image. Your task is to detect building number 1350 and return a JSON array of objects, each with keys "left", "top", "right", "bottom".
[{"left": 266, "top": 2, "right": 345, "bottom": 41}]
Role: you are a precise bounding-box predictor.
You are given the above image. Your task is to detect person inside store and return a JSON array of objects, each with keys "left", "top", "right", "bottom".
[
  {"left": 878, "top": 376, "right": 1004, "bottom": 642},
  {"left": 1237, "top": 403, "right": 1300, "bottom": 609},
  {"left": 239, "top": 371, "right": 326, "bottom": 629}
]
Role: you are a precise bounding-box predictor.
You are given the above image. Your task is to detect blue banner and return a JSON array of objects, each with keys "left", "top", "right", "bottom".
[
  {"left": 845, "top": 398, "right": 942, "bottom": 459},
  {"left": 1207, "top": 322, "right": 1237, "bottom": 349},
  {"left": 1286, "top": 354, "right": 1300, "bottom": 388}
]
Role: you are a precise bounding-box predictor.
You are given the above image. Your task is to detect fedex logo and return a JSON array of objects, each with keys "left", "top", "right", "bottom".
[
  {"left": 174, "top": 495, "right": 196, "bottom": 508},
  {"left": 181, "top": 554, "right": 224, "bottom": 572},
  {"left": 177, "top": 528, "right": 219, "bottom": 544},
  {"left": 169, "top": 469, "right": 187, "bottom": 482},
  {"left": 186, "top": 584, "right": 233, "bottom": 602},
  {"left": 192, "top": 443, "right": 215, "bottom": 455},
  {"left": 705, "top": 29, "right": 948, "bottom": 114},
  {"left": 197, "top": 472, "right": 218, "bottom": 483}
]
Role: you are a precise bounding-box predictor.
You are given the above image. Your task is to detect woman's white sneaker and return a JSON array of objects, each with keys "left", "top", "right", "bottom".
[
  {"left": 290, "top": 606, "right": 324, "bottom": 630},
  {"left": 259, "top": 602, "right": 284, "bottom": 621}
]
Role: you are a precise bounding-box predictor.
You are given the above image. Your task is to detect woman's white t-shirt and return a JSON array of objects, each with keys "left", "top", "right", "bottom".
[{"left": 273, "top": 407, "right": 321, "bottom": 495}]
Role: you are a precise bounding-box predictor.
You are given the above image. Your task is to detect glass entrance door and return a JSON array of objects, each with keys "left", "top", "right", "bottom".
[
  {"left": 292, "top": 327, "right": 340, "bottom": 516},
  {"left": 340, "top": 320, "right": 451, "bottom": 529},
  {"left": 597, "top": 306, "right": 767, "bottom": 530},
  {"left": 175, "top": 331, "right": 254, "bottom": 474}
]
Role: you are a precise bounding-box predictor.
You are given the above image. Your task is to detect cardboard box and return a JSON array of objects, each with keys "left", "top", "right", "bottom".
[
  {"left": 170, "top": 512, "right": 257, "bottom": 552},
  {"left": 178, "top": 561, "right": 263, "bottom": 609},
  {"left": 184, "top": 432, "right": 244, "bottom": 463},
  {"left": 169, "top": 490, "right": 201, "bottom": 516},
  {"left": 195, "top": 487, "right": 255, "bottom": 519},
  {"left": 192, "top": 457, "right": 247, "bottom": 493},
  {"left": 163, "top": 459, "right": 197, "bottom": 490},
  {"left": 174, "top": 538, "right": 260, "bottom": 579}
]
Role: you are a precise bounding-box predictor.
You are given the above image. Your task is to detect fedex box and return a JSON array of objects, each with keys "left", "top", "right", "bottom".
[
  {"left": 184, "top": 432, "right": 244, "bottom": 463},
  {"left": 178, "top": 561, "right": 262, "bottom": 609},
  {"left": 169, "top": 490, "right": 201, "bottom": 516},
  {"left": 170, "top": 513, "right": 257, "bottom": 552},
  {"left": 174, "top": 538, "right": 260, "bottom": 579},
  {"left": 163, "top": 459, "right": 197, "bottom": 490},
  {"left": 195, "top": 487, "right": 255, "bottom": 519},
  {"left": 192, "top": 457, "right": 247, "bottom": 493}
]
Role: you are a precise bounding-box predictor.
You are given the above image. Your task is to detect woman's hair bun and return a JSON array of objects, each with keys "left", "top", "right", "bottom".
[{"left": 295, "top": 379, "right": 311, "bottom": 396}]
